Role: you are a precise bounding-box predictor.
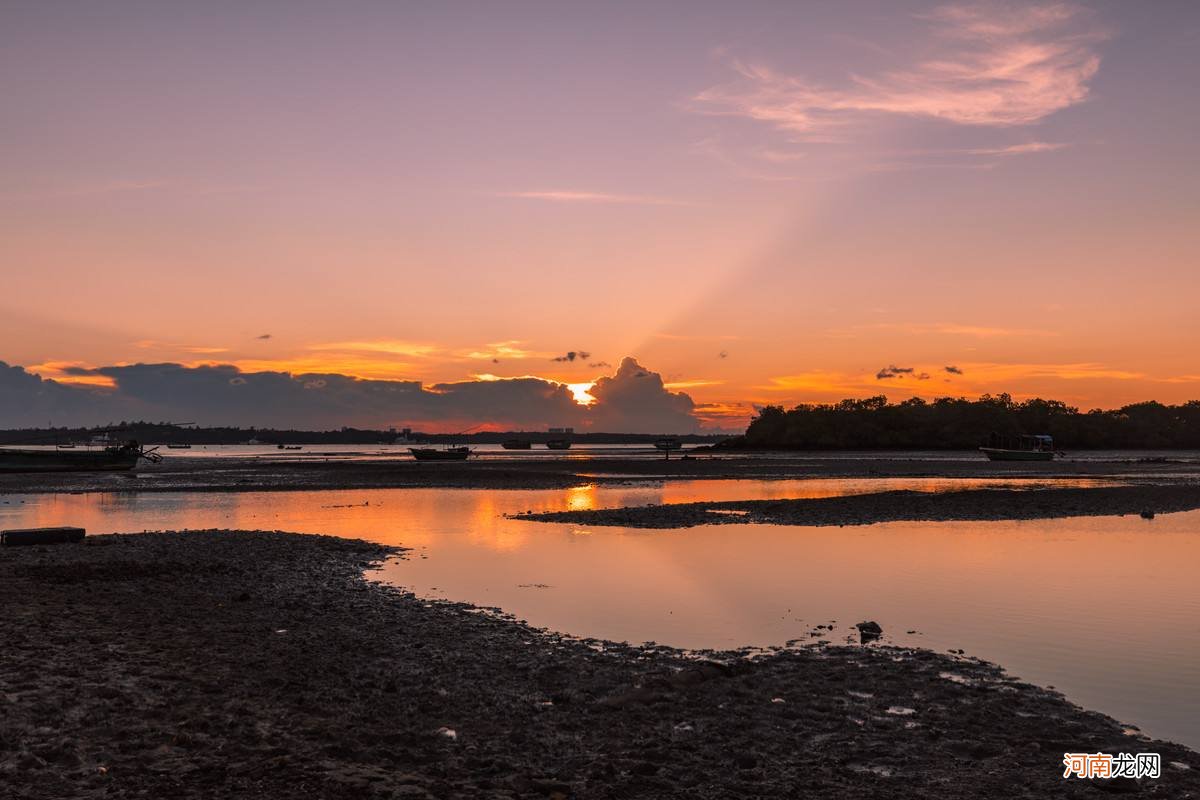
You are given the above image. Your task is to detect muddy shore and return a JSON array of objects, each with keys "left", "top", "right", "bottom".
[
  {"left": 2, "top": 453, "right": 1198, "bottom": 494},
  {"left": 2, "top": 530, "right": 1197, "bottom": 798},
  {"left": 514, "top": 483, "right": 1200, "bottom": 529}
]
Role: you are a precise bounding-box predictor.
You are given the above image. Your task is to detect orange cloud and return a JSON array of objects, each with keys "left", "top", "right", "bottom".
[{"left": 25, "top": 361, "right": 116, "bottom": 388}]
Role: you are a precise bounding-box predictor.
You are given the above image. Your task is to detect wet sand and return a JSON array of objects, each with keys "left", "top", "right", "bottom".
[
  {"left": 515, "top": 484, "right": 1200, "bottom": 528},
  {"left": 2, "top": 530, "right": 1197, "bottom": 798},
  {"left": 2, "top": 453, "right": 1198, "bottom": 494}
]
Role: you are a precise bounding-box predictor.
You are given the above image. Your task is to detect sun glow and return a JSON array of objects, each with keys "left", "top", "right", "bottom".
[{"left": 568, "top": 382, "right": 597, "bottom": 406}]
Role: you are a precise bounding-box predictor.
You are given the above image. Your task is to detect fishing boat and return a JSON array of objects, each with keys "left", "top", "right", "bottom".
[
  {"left": 167, "top": 443, "right": 192, "bottom": 449},
  {"left": 501, "top": 439, "right": 532, "bottom": 450},
  {"left": 545, "top": 439, "right": 571, "bottom": 450},
  {"left": 0, "top": 441, "right": 162, "bottom": 473},
  {"left": 980, "top": 433, "right": 1056, "bottom": 461},
  {"left": 277, "top": 444, "right": 303, "bottom": 450},
  {"left": 653, "top": 437, "right": 682, "bottom": 452},
  {"left": 409, "top": 446, "right": 471, "bottom": 461}
]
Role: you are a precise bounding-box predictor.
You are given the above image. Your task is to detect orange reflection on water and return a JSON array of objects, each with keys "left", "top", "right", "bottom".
[{"left": 1, "top": 480, "right": 1197, "bottom": 747}]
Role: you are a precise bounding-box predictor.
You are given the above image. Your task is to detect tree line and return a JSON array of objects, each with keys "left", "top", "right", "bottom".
[{"left": 720, "top": 395, "right": 1200, "bottom": 450}]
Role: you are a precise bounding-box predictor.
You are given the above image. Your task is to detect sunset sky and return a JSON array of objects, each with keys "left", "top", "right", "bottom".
[{"left": 2, "top": 1, "right": 1198, "bottom": 431}]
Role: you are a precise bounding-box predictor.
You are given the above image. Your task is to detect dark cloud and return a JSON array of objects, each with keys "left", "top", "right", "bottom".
[
  {"left": 945, "top": 365, "right": 963, "bottom": 375},
  {"left": 552, "top": 351, "right": 591, "bottom": 363},
  {"left": 588, "top": 361, "right": 611, "bottom": 368},
  {"left": 916, "top": 372, "right": 931, "bottom": 380},
  {"left": 875, "top": 365, "right": 915, "bottom": 380},
  {"left": 586, "top": 357, "right": 698, "bottom": 434},
  {"left": 718, "top": 350, "right": 729, "bottom": 359},
  {"left": 256, "top": 334, "right": 272, "bottom": 340},
  {"left": 0, "top": 359, "right": 699, "bottom": 433}
]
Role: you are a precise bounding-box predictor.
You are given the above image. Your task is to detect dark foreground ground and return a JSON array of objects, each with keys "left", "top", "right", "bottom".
[
  {"left": 1, "top": 531, "right": 1196, "bottom": 799},
  {"left": 515, "top": 484, "right": 1200, "bottom": 528},
  {"left": 2, "top": 452, "right": 1199, "bottom": 494}
]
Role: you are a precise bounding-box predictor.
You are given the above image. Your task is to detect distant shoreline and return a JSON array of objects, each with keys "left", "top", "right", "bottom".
[{"left": 3, "top": 453, "right": 1200, "bottom": 494}]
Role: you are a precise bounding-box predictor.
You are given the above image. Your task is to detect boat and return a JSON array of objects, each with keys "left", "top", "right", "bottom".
[
  {"left": 167, "top": 443, "right": 192, "bottom": 449},
  {"left": 277, "top": 444, "right": 303, "bottom": 450},
  {"left": 501, "top": 439, "right": 532, "bottom": 450},
  {"left": 545, "top": 439, "right": 571, "bottom": 450},
  {"left": 980, "top": 433, "right": 1056, "bottom": 461},
  {"left": 653, "top": 437, "right": 682, "bottom": 451},
  {"left": 0, "top": 441, "right": 162, "bottom": 473},
  {"left": 409, "top": 446, "right": 471, "bottom": 461},
  {"left": 56, "top": 443, "right": 77, "bottom": 449}
]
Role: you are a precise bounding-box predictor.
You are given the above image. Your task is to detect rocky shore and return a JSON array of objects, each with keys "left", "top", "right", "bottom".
[
  {"left": 514, "top": 484, "right": 1200, "bottom": 529},
  {"left": 2, "top": 530, "right": 1196, "bottom": 798}
]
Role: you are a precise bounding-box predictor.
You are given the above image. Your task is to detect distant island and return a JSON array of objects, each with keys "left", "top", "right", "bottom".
[
  {"left": 0, "top": 422, "right": 730, "bottom": 447},
  {"left": 717, "top": 394, "right": 1200, "bottom": 451}
]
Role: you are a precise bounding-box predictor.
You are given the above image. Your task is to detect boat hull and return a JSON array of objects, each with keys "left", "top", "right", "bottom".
[
  {"left": 409, "top": 448, "right": 471, "bottom": 461},
  {"left": 545, "top": 440, "right": 571, "bottom": 450},
  {"left": 501, "top": 440, "right": 532, "bottom": 450},
  {"left": 0, "top": 448, "right": 141, "bottom": 473},
  {"left": 980, "top": 447, "right": 1054, "bottom": 462}
]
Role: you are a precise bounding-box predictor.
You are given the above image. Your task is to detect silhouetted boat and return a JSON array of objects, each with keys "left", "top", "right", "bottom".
[
  {"left": 545, "top": 439, "right": 571, "bottom": 450},
  {"left": 277, "top": 444, "right": 303, "bottom": 450},
  {"left": 56, "top": 443, "right": 77, "bottom": 449},
  {"left": 501, "top": 439, "right": 532, "bottom": 450},
  {"left": 409, "top": 446, "right": 471, "bottom": 461},
  {"left": 0, "top": 441, "right": 161, "bottom": 473},
  {"left": 653, "top": 437, "right": 682, "bottom": 451},
  {"left": 980, "top": 433, "right": 1056, "bottom": 461},
  {"left": 167, "top": 443, "right": 192, "bottom": 449}
]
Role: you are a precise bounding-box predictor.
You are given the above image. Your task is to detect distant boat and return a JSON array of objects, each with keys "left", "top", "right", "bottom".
[
  {"left": 653, "top": 437, "right": 682, "bottom": 451},
  {"left": 501, "top": 439, "right": 532, "bottom": 450},
  {"left": 545, "top": 439, "right": 571, "bottom": 450},
  {"left": 56, "top": 443, "right": 77, "bottom": 449},
  {"left": 0, "top": 441, "right": 161, "bottom": 473},
  {"left": 980, "top": 433, "right": 1056, "bottom": 461},
  {"left": 409, "top": 446, "right": 471, "bottom": 461},
  {"left": 167, "top": 443, "right": 192, "bottom": 449},
  {"left": 277, "top": 444, "right": 303, "bottom": 450}
]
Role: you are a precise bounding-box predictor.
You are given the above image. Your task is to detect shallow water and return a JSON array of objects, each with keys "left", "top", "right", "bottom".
[{"left": 2, "top": 477, "right": 1197, "bottom": 749}]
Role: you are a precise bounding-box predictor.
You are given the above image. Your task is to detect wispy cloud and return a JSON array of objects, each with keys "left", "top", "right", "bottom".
[
  {"left": 133, "top": 340, "right": 230, "bottom": 354},
  {"left": 497, "top": 190, "right": 692, "bottom": 207},
  {"left": 825, "top": 322, "right": 1056, "bottom": 339},
  {"left": 968, "top": 141, "right": 1069, "bottom": 156},
  {"left": 694, "top": 2, "right": 1106, "bottom": 139},
  {"left": 307, "top": 340, "right": 440, "bottom": 358}
]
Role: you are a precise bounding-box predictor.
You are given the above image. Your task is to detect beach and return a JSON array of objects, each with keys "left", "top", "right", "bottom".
[{"left": 2, "top": 529, "right": 1197, "bottom": 799}]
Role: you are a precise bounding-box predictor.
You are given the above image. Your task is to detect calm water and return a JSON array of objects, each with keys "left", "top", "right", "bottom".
[{"left": 2, "top": 478, "right": 1197, "bottom": 748}]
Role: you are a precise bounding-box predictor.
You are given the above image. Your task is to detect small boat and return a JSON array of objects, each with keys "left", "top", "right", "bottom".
[
  {"left": 980, "top": 433, "right": 1056, "bottom": 461},
  {"left": 0, "top": 441, "right": 162, "bottom": 473},
  {"left": 653, "top": 437, "right": 682, "bottom": 451},
  {"left": 409, "top": 446, "right": 471, "bottom": 461},
  {"left": 167, "top": 443, "right": 192, "bottom": 449},
  {"left": 56, "top": 443, "right": 77, "bottom": 449},
  {"left": 545, "top": 439, "right": 571, "bottom": 450},
  {"left": 501, "top": 439, "right": 532, "bottom": 450},
  {"left": 277, "top": 444, "right": 303, "bottom": 450}
]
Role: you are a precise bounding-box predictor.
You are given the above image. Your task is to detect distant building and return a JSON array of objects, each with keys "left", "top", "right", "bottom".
[{"left": 548, "top": 427, "right": 574, "bottom": 434}]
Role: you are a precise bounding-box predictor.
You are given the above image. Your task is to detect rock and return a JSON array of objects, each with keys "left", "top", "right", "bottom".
[{"left": 856, "top": 621, "right": 883, "bottom": 643}]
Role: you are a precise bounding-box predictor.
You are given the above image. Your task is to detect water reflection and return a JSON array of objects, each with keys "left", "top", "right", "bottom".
[{"left": 0, "top": 477, "right": 1195, "bottom": 749}]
